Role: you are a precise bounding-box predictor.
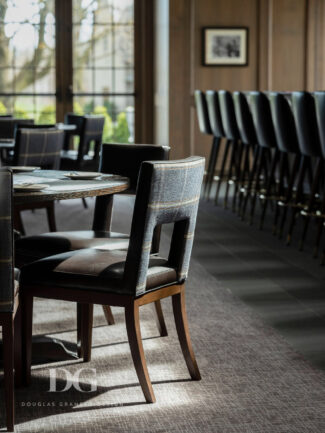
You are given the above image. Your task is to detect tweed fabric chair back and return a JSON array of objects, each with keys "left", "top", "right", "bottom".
[
  {"left": 78, "top": 115, "right": 105, "bottom": 162},
  {"left": 0, "top": 118, "right": 34, "bottom": 139},
  {"left": 14, "top": 128, "right": 64, "bottom": 169},
  {"left": 124, "top": 156, "right": 205, "bottom": 296},
  {"left": 0, "top": 168, "right": 14, "bottom": 312}
]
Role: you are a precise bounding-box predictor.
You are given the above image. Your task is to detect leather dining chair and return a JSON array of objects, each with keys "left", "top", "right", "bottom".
[
  {"left": 60, "top": 115, "right": 105, "bottom": 172},
  {"left": 0, "top": 168, "right": 21, "bottom": 432},
  {"left": 205, "top": 90, "right": 226, "bottom": 201},
  {"left": 62, "top": 113, "right": 85, "bottom": 151},
  {"left": 194, "top": 90, "right": 214, "bottom": 198},
  {"left": 16, "top": 143, "right": 171, "bottom": 352},
  {"left": 268, "top": 92, "right": 301, "bottom": 237},
  {"left": 20, "top": 156, "right": 204, "bottom": 404},
  {"left": 216, "top": 90, "right": 241, "bottom": 208},
  {"left": 232, "top": 91, "right": 258, "bottom": 215},
  {"left": 11, "top": 128, "right": 64, "bottom": 235},
  {"left": 288, "top": 92, "right": 322, "bottom": 248},
  {"left": 245, "top": 91, "right": 278, "bottom": 227}
]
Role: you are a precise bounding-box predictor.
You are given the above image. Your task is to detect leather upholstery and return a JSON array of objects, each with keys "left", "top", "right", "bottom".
[
  {"left": 13, "top": 128, "right": 64, "bottom": 169},
  {"left": 233, "top": 91, "right": 257, "bottom": 145},
  {"left": 268, "top": 92, "right": 300, "bottom": 154},
  {"left": 21, "top": 249, "right": 177, "bottom": 295},
  {"left": 248, "top": 92, "right": 277, "bottom": 148},
  {"left": 15, "top": 143, "right": 170, "bottom": 267},
  {"left": 194, "top": 90, "right": 212, "bottom": 135},
  {"left": 291, "top": 92, "right": 322, "bottom": 157},
  {"left": 0, "top": 118, "right": 34, "bottom": 139},
  {"left": 312, "top": 92, "right": 325, "bottom": 159},
  {"left": 16, "top": 231, "right": 129, "bottom": 267},
  {"left": 0, "top": 168, "right": 15, "bottom": 312},
  {"left": 205, "top": 90, "right": 225, "bottom": 137},
  {"left": 218, "top": 90, "right": 240, "bottom": 140}
]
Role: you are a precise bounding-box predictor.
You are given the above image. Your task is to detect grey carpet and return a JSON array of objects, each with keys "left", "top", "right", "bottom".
[{"left": 4, "top": 196, "right": 325, "bottom": 432}]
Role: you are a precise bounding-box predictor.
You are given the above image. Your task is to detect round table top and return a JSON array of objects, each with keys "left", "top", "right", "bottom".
[{"left": 13, "top": 170, "right": 129, "bottom": 204}]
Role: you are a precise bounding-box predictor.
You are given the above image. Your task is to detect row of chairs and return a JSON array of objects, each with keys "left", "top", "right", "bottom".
[{"left": 195, "top": 89, "right": 325, "bottom": 262}]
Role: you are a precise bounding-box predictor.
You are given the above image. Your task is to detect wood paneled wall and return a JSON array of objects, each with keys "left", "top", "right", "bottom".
[{"left": 158, "top": 0, "right": 325, "bottom": 162}]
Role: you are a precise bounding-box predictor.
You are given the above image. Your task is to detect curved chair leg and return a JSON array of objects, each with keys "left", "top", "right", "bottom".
[
  {"left": 3, "top": 315, "right": 14, "bottom": 432},
  {"left": 172, "top": 288, "right": 201, "bottom": 380},
  {"left": 154, "top": 300, "right": 168, "bottom": 337},
  {"left": 102, "top": 305, "right": 115, "bottom": 325},
  {"left": 125, "top": 301, "right": 156, "bottom": 403}
]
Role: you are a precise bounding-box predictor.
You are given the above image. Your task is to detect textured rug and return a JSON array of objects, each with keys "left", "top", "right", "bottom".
[{"left": 2, "top": 197, "right": 325, "bottom": 432}]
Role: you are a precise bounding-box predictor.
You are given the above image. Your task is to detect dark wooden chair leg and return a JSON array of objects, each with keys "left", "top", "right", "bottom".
[
  {"left": 206, "top": 137, "right": 221, "bottom": 200},
  {"left": 172, "top": 288, "right": 201, "bottom": 381},
  {"left": 3, "top": 315, "right": 14, "bottom": 432},
  {"left": 80, "top": 304, "right": 93, "bottom": 362},
  {"left": 241, "top": 145, "right": 260, "bottom": 220},
  {"left": 259, "top": 149, "right": 279, "bottom": 230},
  {"left": 154, "top": 300, "right": 168, "bottom": 337},
  {"left": 14, "top": 303, "right": 22, "bottom": 387},
  {"left": 125, "top": 301, "right": 156, "bottom": 403},
  {"left": 22, "top": 293, "right": 33, "bottom": 386},
  {"left": 215, "top": 139, "right": 231, "bottom": 205},
  {"left": 77, "top": 303, "right": 82, "bottom": 358},
  {"left": 224, "top": 140, "right": 237, "bottom": 209},
  {"left": 82, "top": 198, "right": 88, "bottom": 209},
  {"left": 250, "top": 148, "right": 265, "bottom": 225},
  {"left": 46, "top": 202, "right": 57, "bottom": 232},
  {"left": 102, "top": 305, "right": 115, "bottom": 325}
]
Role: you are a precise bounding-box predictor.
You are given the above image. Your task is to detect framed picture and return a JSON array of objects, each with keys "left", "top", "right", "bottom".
[{"left": 202, "top": 27, "right": 248, "bottom": 66}]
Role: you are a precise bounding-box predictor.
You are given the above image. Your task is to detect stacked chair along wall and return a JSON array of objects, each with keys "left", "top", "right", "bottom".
[
  {"left": 232, "top": 91, "right": 258, "bottom": 215},
  {"left": 0, "top": 168, "right": 22, "bottom": 432},
  {"left": 16, "top": 143, "right": 171, "bottom": 357},
  {"left": 205, "top": 90, "right": 225, "bottom": 200},
  {"left": 19, "top": 156, "right": 205, "bottom": 403},
  {"left": 60, "top": 114, "right": 105, "bottom": 172},
  {"left": 216, "top": 90, "right": 241, "bottom": 208},
  {"left": 11, "top": 128, "right": 64, "bottom": 235}
]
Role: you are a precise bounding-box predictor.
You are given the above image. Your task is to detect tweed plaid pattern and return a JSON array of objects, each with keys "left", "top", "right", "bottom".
[
  {"left": 124, "top": 156, "right": 205, "bottom": 296},
  {"left": 14, "top": 128, "right": 64, "bottom": 169},
  {"left": 0, "top": 168, "right": 14, "bottom": 312}
]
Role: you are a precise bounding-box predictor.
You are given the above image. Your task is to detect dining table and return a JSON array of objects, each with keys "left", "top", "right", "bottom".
[{"left": 12, "top": 168, "right": 130, "bottom": 364}]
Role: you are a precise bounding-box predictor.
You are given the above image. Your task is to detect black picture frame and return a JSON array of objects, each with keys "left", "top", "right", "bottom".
[{"left": 202, "top": 27, "right": 249, "bottom": 67}]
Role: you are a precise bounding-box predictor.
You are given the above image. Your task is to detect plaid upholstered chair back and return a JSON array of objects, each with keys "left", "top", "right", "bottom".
[
  {"left": 124, "top": 156, "right": 205, "bottom": 296},
  {"left": 0, "top": 168, "right": 14, "bottom": 312},
  {"left": 99, "top": 143, "right": 170, "bottom": 193},
  {"left": 0, "top": 118, "right": 34, "bottom": 139},
  {"left": 78, "top": 115, "right": 105, "bottom": 162},
  {"left": 14, "top": 128, "right": 64, "bottom": 169}
]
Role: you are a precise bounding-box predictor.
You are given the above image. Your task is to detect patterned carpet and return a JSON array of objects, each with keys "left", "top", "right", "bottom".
[{"left": 3, "top": 197, "right": 325, "bottom": 432}]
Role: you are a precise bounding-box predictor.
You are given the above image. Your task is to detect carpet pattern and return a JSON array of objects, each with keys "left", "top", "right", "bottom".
[{"left": 1, "top": 197, "right": 324, "bottom": 432}]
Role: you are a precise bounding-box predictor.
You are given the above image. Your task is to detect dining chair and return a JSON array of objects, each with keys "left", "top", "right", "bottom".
[
  {"left": 0, "top": 118, "right": 34, "bottom": 164},
  {"left": 20, "top": 156, "right": 204, "bottom": 404},
  {"left": 0, "top": 168, "right": 21, "bottom": 432},
  {"left": 62, "top": 113, "right": 85, "bottom": 151},
  {"left": 60, "top": 115, "right": 105, "bottom": 171},
  {"left": 16, "top": 143, "right": 171, "bottom": 351},
  {"left": 12, "top": 128, "right": 64, "bottom": 235}
]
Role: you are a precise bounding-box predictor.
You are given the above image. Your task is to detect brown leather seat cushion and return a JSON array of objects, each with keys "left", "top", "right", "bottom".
[
  {"left": 20, "top": 249, "right": 177, "bottom": 296},
  {"left": 15, "top": 230, "right": 130, "bottom": 267}
]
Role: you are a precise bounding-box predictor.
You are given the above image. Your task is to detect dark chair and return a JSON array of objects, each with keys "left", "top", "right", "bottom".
[
  {"left": 205, "top": 90, "right": 226, "bottom": 200},
  {"left": 232, "top": 91, "right": 258, "bottom": 215},
  {"left": 60, "top": 115, "right": 105, "bottom": 171},
  {"left": 288, "top": 92, "right": 322, "bottom": 247},
  {"left": 62, "top": 113, "right": 85, "bottom": 151},
  {"left": 0, "top": 118, "right": 34, "bottom": 163},
  {"left": 16, "top": 143, "right": 170, "bottom": 350},
  {"left": 216, "top": 90, "right": 241, "bottom": 208},
  {"left": 245, "top": 91, "right": 278, "bottom": 226},
  {"left": 0, "top": 168, "right": 21, "bottom": 432},
  {"left": 194, "top": 90, "right": 214, "bottom": 199},
  {"left": 0, "top": 114, "right": 13, "bottom": 118},
  {"left": 268, "top": 92, "right": 301, "bottom": 237},
  {"left": 11, "top": 128, "right": 64, "bottom": 235},
  {"left": 20, "top": 156, "right": 204, "bottom": 403}
]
